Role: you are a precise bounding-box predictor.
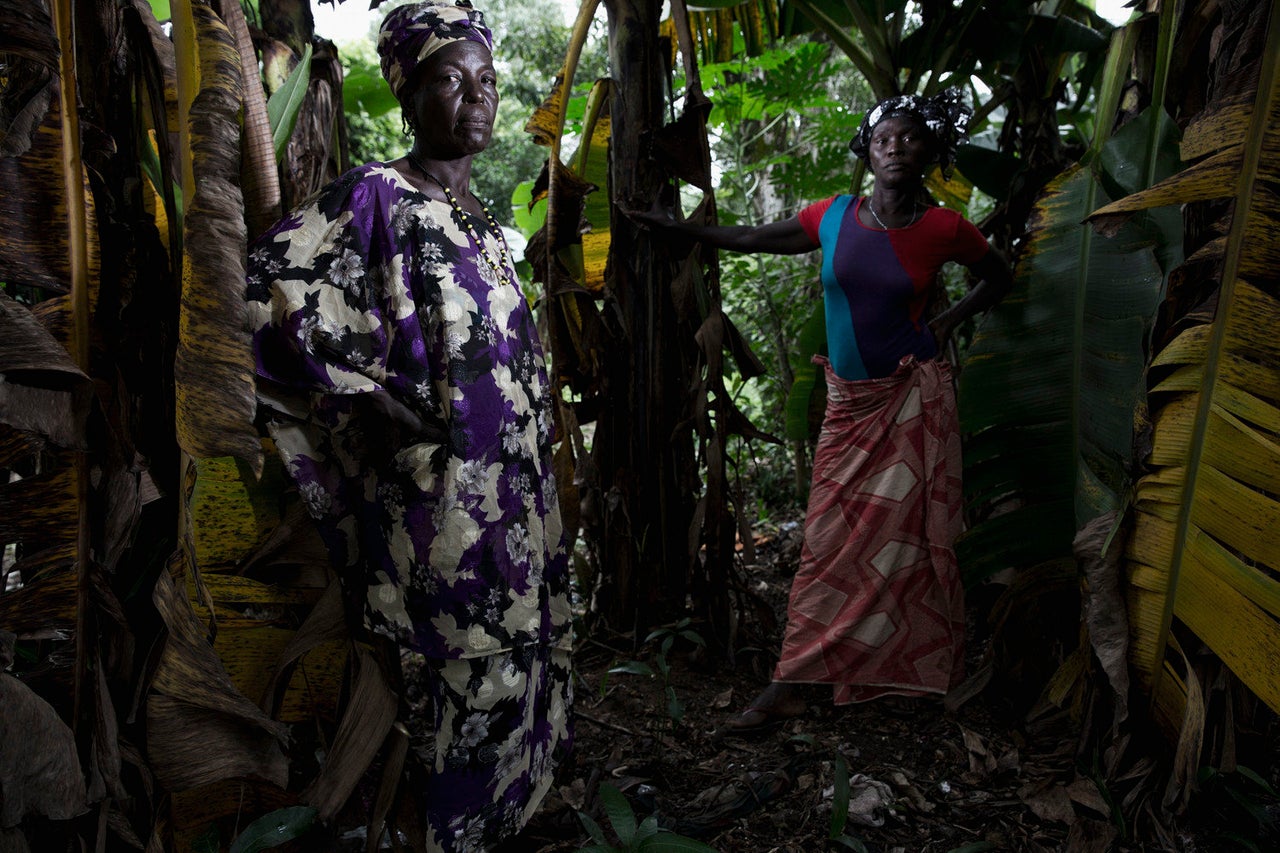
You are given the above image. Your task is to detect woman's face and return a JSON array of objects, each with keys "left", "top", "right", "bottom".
[
  {"left": 867, "top": 115, "right": 934, "bottom": 185},
  {"left": 407, "top": 39, "right": 499, "bottom": 159}
]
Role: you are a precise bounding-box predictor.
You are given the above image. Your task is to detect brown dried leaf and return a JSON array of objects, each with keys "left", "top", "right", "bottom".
[
  {"left": 1162, "top": 636, "right": 1206, "bottom": 814},
  {"left": 212, "top": 0, "right": 280, "bottom": 238},
  {"left": 0, "top": 99, "right": 100, "bottom": 300},
  {"left": 720, "top": 313, "right": 767, "bottom": 380},
  {"left": 1065, "top": 817, "right": 1118, "bottom": 853},
  {"left": 236, "top": 493, "right": 330, "bottom": 577},
  {"left": 146, "top": 568, "right": 288, "bottom": 790},
  {"left": 551, "top": 401, "right": 581, "bottom": 552},
  {"left": 530, "top": 159, "right": 596, "bottom": 256},
  {"left": 258, "top": 579, "right": 347, "bottom": 717},
  {"left": 649, "top": 101, "right": 714, "bottom": 191},
  {"left": 1066, "top": 777, "right": 1110, "bottom": 817},
  {"left": 887, "top": 769, "right": 935, "bottom": 814},
  {"left": 524, "top": 68, "right": 569, "bottom": 148},
  {"left": 558, "top": 778, "right": 587, "bottom": 810},
  {"left": 175, "top": 2, "right": 261, "bottom": 473},
  {"left": 0, "top": 292, "right": 92, "bottom": 449},
  {"left": 0, "top": 545, "right": 75, "bottom": 634},
  {"left": 0, "top": 826, "right": 31, "bottom": 852},
  {"left": 0, "top": 425, "right": 46, "bottom": 468},
  {"left": 0, "top": 0, "right": 59, "bottom": 157},
  {"left": 1016, "top": 779, "right": 1076, "bottom": 825},
  {"left": 960, "top": 726, "right": 998, "bottom": 776},
  {"left": 301, "top": 645, "right": 398, "bottom": 820},
  {"left": 0, "top": 650, "right": 88, "bottom": 826},
  {"left": 1073, "top": 511, "right": 1130, "bottom": 726},
  {"left": 945, "top": 660, "right": 993, "bottom": 713},
  {"left": 125, "top": 0, "right": 178, "bottom": 134},
  {"left": 145, "top": 694, "right": 288, "bottom": 791},
  {"left": 996, "top": 748, "right": 1021, "bottom": 775}
]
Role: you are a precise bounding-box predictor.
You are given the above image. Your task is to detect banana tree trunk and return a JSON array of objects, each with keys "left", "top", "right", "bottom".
[{"left": 594, "top": 0, "right": 702, "bottom": 638}]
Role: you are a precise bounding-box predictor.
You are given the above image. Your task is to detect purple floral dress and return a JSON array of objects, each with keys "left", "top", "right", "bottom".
[{"left": 246, "top": 163, "right": 572, "bottom": 850}]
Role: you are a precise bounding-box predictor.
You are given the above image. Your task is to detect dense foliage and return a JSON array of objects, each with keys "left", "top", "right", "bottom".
[
  {"left": 339, "top": 0, "right": 608, "bottom": 219},
  {"left": 3, "top": 1, "right": 1280, "bottom": 851}
]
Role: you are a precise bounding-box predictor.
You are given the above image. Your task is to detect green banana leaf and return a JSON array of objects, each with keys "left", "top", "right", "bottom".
[
  {"left": 956, "top": 102, "right": 1180, "bottom": 585},
  {"left": 266, "top": 43, "right": 312, "bottom": 163},
  {"left": 783, "top": 302, "right": 826, "bottom": 442}
]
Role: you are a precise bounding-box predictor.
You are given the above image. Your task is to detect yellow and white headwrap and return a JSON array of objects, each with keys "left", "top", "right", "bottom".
[{"left": 377, "top": 1, "right": 494, "bottom": 102}]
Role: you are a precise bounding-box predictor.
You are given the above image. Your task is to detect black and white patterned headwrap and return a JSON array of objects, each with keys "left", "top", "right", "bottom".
[{"left": 849, "top": 88, "right": 971, "bottom": 178}]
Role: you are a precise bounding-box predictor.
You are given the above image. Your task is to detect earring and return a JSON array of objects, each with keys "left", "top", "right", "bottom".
[{"left": 402, "top": 111, "right": 416, "bottom": 138}]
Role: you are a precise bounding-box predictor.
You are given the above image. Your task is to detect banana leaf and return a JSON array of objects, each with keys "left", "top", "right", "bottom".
[
  {"left": 217, "top": 0, "right": 280, "bottom": 237},
  {"left": 0, "top": 0, "right": 59, "bottom": 158},
  {"left": 954, "top": 9, "right": 1181, "bottom": 587},
  {"left": 265, "top": 43, "right": 312, "bottom": 164},
  {"left": 782, "top": 302, "right": 826, "bottom": 442},
  {"left": 0, "top": 293, "right": 92, "bottom": 448},
  {"left": 1107, "top": 8, "right": 1280, "bottom": 719},
  {"left": 956, "top": 105, "right": 1178, "bottom": 588},
  {"left": 0, "top": 647, "right": 87, "bottom": 826},
  {"left": 146, "top": 564, "right": 290, "bottom": 791},
  {"left": 0, "top": 0, "right": 96, "bottom": 675},
  {"left": 674, "top": 0, "right": 778, "bottom": 61},
  {"left": 173, "top": 0, "right": 262, "bottom": 473}
]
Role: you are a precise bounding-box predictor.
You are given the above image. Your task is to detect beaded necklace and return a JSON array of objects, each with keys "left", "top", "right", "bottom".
[
  {"left": 868, "top": 198, "right": 920, "bottom": 230},
  {"left": 406, "top": 152, "right": 514, "bottom": 289}
]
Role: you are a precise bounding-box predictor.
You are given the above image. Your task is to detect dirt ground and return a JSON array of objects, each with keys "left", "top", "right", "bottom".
[{"left": 511, "top": 518, "right": 1272, "bottom": 853}]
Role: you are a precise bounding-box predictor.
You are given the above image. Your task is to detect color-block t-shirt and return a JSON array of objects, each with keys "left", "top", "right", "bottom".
[{"left": 798, "top": 195, "right": 990, "bottom": 381}]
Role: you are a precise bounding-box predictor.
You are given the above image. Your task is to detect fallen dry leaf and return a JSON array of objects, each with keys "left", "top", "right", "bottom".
[
  {"left": 1017, "top": 779, "right": 1076, "bottom": 824},
  {"left": 1066, "top": 777, "right": 1111, "bottom": 817},
  {"left": 887, "top": 769, "right": 935, "bottom": 813},
  {"left": 961, "top": 725, "right": 999, "bottom": 776},
  {"left": 997, "top": 747, "right": 1022, "bottom": 775},
  {"left": 1066, "top": 816, "right": 1118, "bottom": 853},
  {"left": 558, "top": 778, "right": 587, "bottom": 810}
]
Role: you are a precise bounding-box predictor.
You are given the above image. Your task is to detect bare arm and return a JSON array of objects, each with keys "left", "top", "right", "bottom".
[
  {"left": 673, "top": 215, "right": 817, "bottom": 255},
  {"left": 628, "top": 201, "right": 818, "bottom": 256},
  {"left": 930, "top": 248, "right": 1014, "bottom": 346}
]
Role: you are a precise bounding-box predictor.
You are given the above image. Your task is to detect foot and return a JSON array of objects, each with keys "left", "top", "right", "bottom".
[{"left": 719, "top": 683, "right": 806, "bottom": 734}]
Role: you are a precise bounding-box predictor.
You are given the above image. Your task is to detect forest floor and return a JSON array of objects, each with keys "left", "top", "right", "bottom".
[{"left": 511, "top": 514, "right": 1273, "bottom": 853}]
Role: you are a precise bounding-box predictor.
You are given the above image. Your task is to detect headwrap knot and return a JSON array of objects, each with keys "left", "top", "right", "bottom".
[
  {"left": 849, "top": 88, "right": 972, "bottom": 178},
  {"left": 377, "top": 1, "right": 494, "bottom": 102}
]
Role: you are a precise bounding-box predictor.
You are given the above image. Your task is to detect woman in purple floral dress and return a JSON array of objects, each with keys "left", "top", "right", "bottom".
[{"left": 244, "top": 2, "right": 571, "bottom": 848}]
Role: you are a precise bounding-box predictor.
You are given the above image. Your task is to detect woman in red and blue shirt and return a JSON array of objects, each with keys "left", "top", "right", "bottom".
[{"left": 638, "top": 89, "right": 1012, "bottom": 732}]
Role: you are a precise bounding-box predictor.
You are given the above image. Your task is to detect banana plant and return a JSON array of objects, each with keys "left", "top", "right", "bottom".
[
  {"left": 2, "top": 1, "right": 356, "bottom": 849},
  {"left": 0, "top": 0, "right": 115, "bottom": 843},
  {"left": 948, "top": 5, "right": 1182, "bottom": 767},
  {"left": 956, "top": 4, "right": 1181, "bottom": 586},
  {"left": 1085, "top": 0, "right": 1280, "bottom": 769}
]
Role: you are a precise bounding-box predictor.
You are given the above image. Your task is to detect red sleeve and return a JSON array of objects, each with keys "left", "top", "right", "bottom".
[
  {"left": 952, "top": 214, "right": 990, "bottom": 265},
  {"left": 797, "top": 197, "right": 836, "bottom": 244}
]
